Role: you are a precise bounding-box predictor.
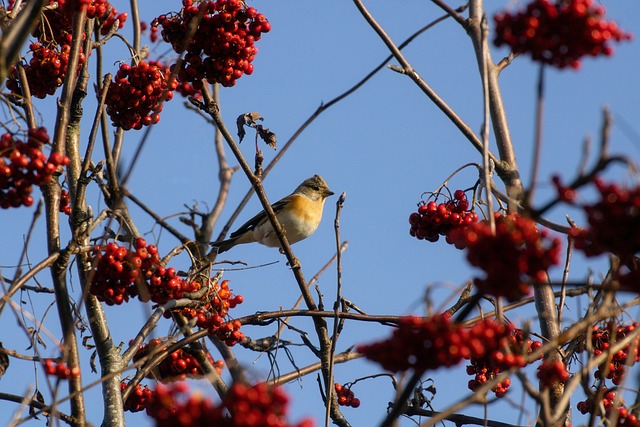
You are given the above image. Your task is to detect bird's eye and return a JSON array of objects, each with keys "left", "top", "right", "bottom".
[{"left": 310, "top": 185, "right": 319, "bottom": 191}]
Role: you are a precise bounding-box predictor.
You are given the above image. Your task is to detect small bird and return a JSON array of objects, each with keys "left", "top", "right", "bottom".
[{"left": 212, "top": 175, "right": 334, "bottom": 254}]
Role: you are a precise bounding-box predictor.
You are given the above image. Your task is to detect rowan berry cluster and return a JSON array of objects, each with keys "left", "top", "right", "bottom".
[
  {"left": 89, "top": 238, "right": 245, "bottom": 343},
  {"left": 334, "top": 383, "right": 360, "bottom": 408},
  {"left": 133, "top": 338, "right": 224, "bottom": 383},
  {"left": 536, "top": 360, "right": 570, "bottom": 388},
  {"left": 577, "top": 388, "right": 639, "bottom": 426},
  {"left": 89, "top": 238, "right": 154, "bottom": 305},
  {"left": 0, "top": 128, "right": 69, "bottom": 209},
  {"left": 145, "top": 382, "right": 314, "bottom": 427},
  {"left": 59, "top": 189, "right": 72, "bottom": 214},
  {"left": 588, "top": 322, "right": 639, "bottom": 385},
  {"left": 146, "top": 382, "right": 215, "bottom": 426},
  {"left": 564, "top": 179, "right": 640, "bottom": 290},
  {"left": 87, "top": 0, "right": 128, "bottom": 35},
  {"left": 409, "top": 189, "right": 478, "bottom": 243},
  {"left": 105, "top": 61, "right": 178, "bottom": 130},
  {"left": 150, "top": 59, "right": 203, "bottom": 100},
  {"left": 222, "top": 382, "right": 313, "bottom": 427},
  {"left": 466, "top": 326, "right": 542, "bottom": 397},
  {"left": 448, "top": 212, "right": 562, "bottom": 302},
  {"left": 6, "top": 41, "right": 86, "bottom": 99},
  {"left": 152, "top": 0, "right": 271, "bottom": 88},
  {"left": 568, "top": 179, "right": 640, "bottom": 263},
  {"left": 42, "top": 359, "right": 80, "bottom": 380},
  {"left": 159, "top": 277, "right": 244, "bottom": 345},
  {"left": 5, "top": 0, "right": 126, "bottom": 98},
  {"left": 494, "top": 0, "right": 632, "bottom": 69},
  {"left": 122, "top": 381, "right": 154, "bottom": 413},
  {"left": 358, "top": 315, "right": 530, "bottom": 376}
]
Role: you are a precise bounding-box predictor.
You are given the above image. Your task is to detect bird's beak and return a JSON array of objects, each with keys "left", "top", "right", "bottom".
[{"left": 324, "top": 189, "right": 335, "bottom": 197}]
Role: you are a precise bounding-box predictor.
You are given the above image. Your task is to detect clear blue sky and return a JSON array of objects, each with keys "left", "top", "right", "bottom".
[{"left": 1, "top": 1, "right": 639, "bottom": 426}]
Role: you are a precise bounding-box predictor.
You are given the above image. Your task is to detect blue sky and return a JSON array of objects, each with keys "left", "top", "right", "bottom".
[{"left": 1, "top": 1, "right": 639, "bottom": 426}]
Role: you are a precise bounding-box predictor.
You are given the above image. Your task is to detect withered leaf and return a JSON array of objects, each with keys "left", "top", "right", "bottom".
[
  {"left": 30, "top": 389, "right": 45, "bottom": 419},
  {"left": 236, "top": 112, "right": 263, "bottom": 143},
  {"left": 257, "top": 126, "right": 277, "bottom": 149},
  {"left": 0, "top": 342, "right": 8, "bottom": 380}
]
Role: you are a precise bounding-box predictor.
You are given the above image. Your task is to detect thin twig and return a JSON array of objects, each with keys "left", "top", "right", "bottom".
[
  {"left": 526, "top": 64, "right": 546, "bottom": 208},
  {"left": 325, "top": 192, "right": 347, "bottom": 427},
  {"left": 351, "top": 0, "right": 497, "bottom": 165}
]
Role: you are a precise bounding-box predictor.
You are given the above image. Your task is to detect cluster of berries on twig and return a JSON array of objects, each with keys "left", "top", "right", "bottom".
[
  {"left": 565, "top": 179, "right": 640, "bottom": 290},
  {"left": 152, "top": 0, "right": 270, "bottom": 88},
  {"left": 0, "top": 128, "right": 69, "bottom": 209},
  {"left": 586, "top": 322, "right": 640, "bottom": 386},
  {"left": 122, "top": 381, "right": 154, "bottom": 413},
  {"left": 494, "top": 0, "right": 632, "bottom": 69},
  {"left": 448, "top": 212, "right": 562, "bottom": 302},
  {"left": 569, "top": 179, "right": 640, "bottom": 262},
  {"left": 42, "top": 359, "right": 80, "bottom": 380},
  {"left": 6, "top": 0, "right": 127, "bottom": 98},
  {"left": 89, "top": 238, "right": 244, "bottom": 344},
  {"left": 358, "top": 315, "right": 537, "bottom": 380},
  {"left": 334, "top": 383, "right": 360, "bottom": 408},
  {"left": 133, "top": 339, "right": 223, "bottom": 383},
  {"left": 466, "top": 327, "right": 543, "bottom": 397},
  {"left": 409, "top": 189, "right": 478, "bottom": 243},
  {"left": 105, "top": 61, "right": 178, "bottom": 130},
  {"left": 536, "top": 360, "right": 570, "bottom": 388},
  {"left": 577, "top": 387, "right": 639, "bottom": 426},
  {"left": 59, "top": 189, "right": 72, "bottom": 214},
  {"left": 145, "top": 382, "right": 314, "bottom": 427}
]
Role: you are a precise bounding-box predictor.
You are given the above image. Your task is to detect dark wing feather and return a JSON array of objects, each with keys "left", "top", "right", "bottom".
[{"left": 229, "top": 198, "right": 289, "bottom": 238}]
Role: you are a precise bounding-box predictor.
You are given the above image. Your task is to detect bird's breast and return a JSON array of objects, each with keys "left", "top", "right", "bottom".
[{"left": 256, "top": 195, "right": 325, "bottom": 247}]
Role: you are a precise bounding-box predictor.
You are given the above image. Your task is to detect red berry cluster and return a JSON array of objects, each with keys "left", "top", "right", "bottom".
[
  {"left": 4, "top": 0, "right": 126, "bottom": 98},
  {"left": 152, "top": 0, "right": 271, "bottom": 88},
  {"left": 42, "top": 359, "right": 80, "bottom": 379},
  {"left": 0, "top": 128, "right": 69, "bottom": 209},
  {"left": 5, "top": 0, "right": 128, "bottom": 97},
  {"left": 146, "top": 382, "right": 314, "bottom": 427},
  {"left": 169, "top": 279, "right": 244, "bottom": 345},
  {"left": 86, "top": 0, "right": 128, "bottom": 35},
  {"left": 16, "top": 0, "right": 127, "bottom": 36},
  {"left": 105, "top": 61, "right": 178, "bottom": 130},
  {"left": 569, "top": 179, "right": 640, "bottom": 263},
  {"left": 59, "top": 189, "right": 72, "bottom": 215},
  {"left": 89, "top": 239, "right": 245, "bottom": 344},
  {"left": 588, "top": 322, "right": 639, "bottom": 385},
  {"left": 494, "top": 0, "right": 632, "bottom": 69},
  {"left": 577, "top": 388, "right": 639, "bottom": 426},
  {"left": 150, "top": 59, "right": 203, "bottom": 100},
  {"left": 536, "top": 360, "right": 570, "bottom": 388},
  {"left": 409, "top": 189, "right": 478, "bottom": 243},
  {"left": 358, "top": 315, "right": 463, "bottom": 373},
  {"left": 6, "top": 41, "right": 86, "bottom": 99},
  {"left": 133, "top": 338, "right": 224, "bottom": 383},
  {"left": 146, "top": 382, "right": 216, "bottom": 427},
  {"left": 448, "top": 212, "right": 562, "bottom": 302},
  {"left": 89, "top": 238, "right": 154, "bottom": 305},
  {"left": 222, "top": 382, "right": 313, "bottom": 427},
  {"left": 121, "top": 381, "right": 154, "bottom": 413},
  {"left": 358, "top": 315, "right": 532, "bottom": 376},
  {"left": 466, "top": 326, "right": 542, "bottom": 397},
  {"left": 334, "top": 383, "right": 360, "bottom": 408}
]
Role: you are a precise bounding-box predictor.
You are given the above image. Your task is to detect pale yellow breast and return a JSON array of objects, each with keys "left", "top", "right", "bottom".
[{"left": 256, "top": 195, "right": 325, "bottom": 247}]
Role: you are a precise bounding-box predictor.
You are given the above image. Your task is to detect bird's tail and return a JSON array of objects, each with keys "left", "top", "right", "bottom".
[{"left": 210, "top": 237, "right": 237, "bottom": 254}]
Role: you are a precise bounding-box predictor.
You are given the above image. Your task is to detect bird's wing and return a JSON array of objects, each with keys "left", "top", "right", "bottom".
[{"left": 229, "top": 197, "right": 290, "bottom": 238}]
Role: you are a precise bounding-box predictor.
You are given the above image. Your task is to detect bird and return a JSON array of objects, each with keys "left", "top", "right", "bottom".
[{"left": 211, "top": 175, "right": 334, "bottom": 254}]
